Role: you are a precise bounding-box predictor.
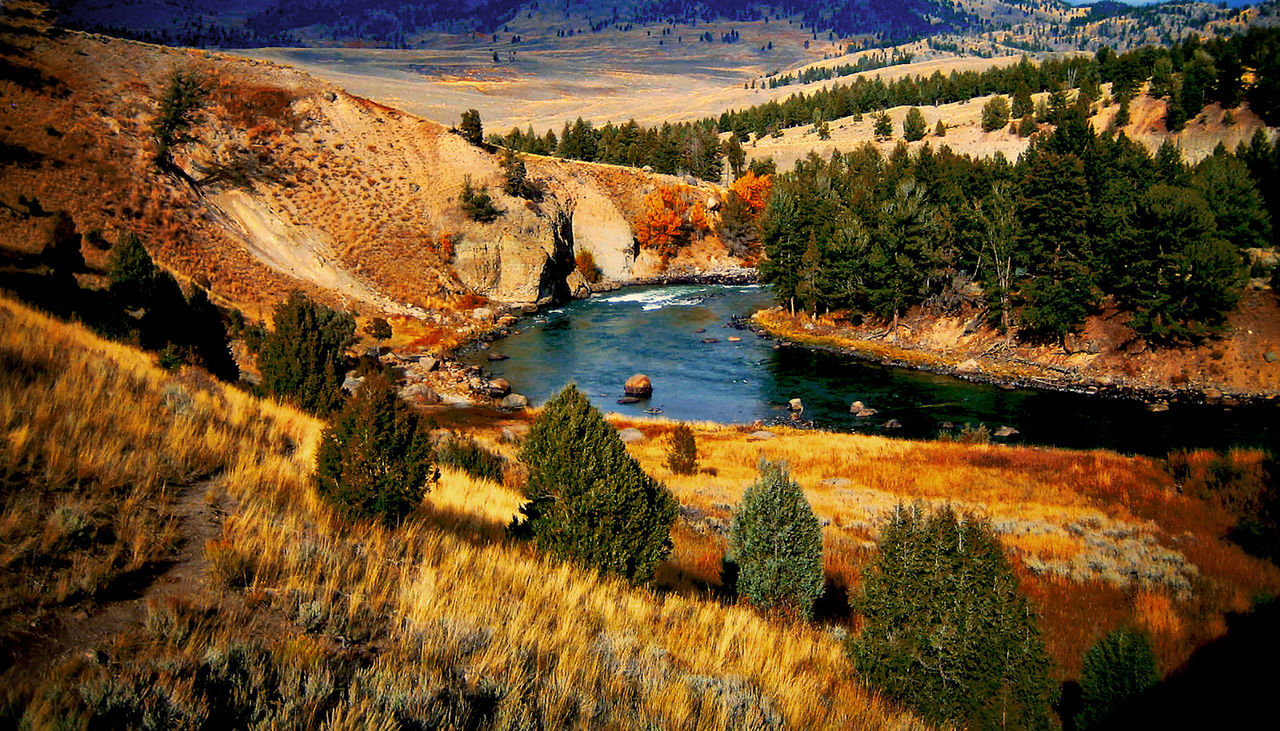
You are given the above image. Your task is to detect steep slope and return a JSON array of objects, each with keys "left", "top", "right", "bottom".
[{"left": 0, "top": 10, "right": 741, "bottom": 336}]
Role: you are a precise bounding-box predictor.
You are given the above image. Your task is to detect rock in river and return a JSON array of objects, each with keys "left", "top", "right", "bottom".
[
  {"left": 994, "top": 426, "right": 1019, "bottom": 437},
  {"left": 500, "top": 393, "right": 529, "bottom": 409},
  {"left": 624, "top": 373, "right": 653, "bottom": 397}
]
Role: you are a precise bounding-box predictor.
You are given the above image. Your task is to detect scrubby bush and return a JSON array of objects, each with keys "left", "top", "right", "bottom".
[
  {"left": 982, "top": 95, "right": 1011, "bottom": 132},
  {"left": 665, "top": 424, "right": 698, "bottom": 475},
  {"left": 435, "top": 434, "right": 506, "bottom": 483},
  {"left": 727, "top": 460, "right": 824, "bottom": 618},
  {"left": 574, "top": 250, "right": 602, "bottom": 283},
  {"left": 364, "top": 317, "right": 392, "bottom": 343},
  {"left": 1077, "top": 627, "right": 1159, "bottom": 729},
  {"left": 315, "top": 375, "right": 435, "bottom": 524},
  {"left": 460, "top": 176, "right": 502, "bottom": 223},
  {"left": 258, "top": 290, "right": 355, "bottom": 415},
  {"left": 510, "top": 384, "right": 677, "bottom": 583},
  {"left": 851, "top": 503, "right": 1052, "bottom": 729}
]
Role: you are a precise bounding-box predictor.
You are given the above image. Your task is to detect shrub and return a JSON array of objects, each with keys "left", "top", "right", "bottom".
[
  {"left": 1077, "top": 628, "right": 1159, "bottom": 729},
  {"left": 574, "top": 250, "right": 602, "bottom": 283},
  {"left": 460, "top": 176, "right": 502, "bottom": 223},
  {"left": 727, "top": 460, "right": 824, "bottom": 618},
  {"left": 851, "top": 503, "right": 1052, "bottom": 729},
  {"left": 459, "top": 108, "right": 483, "bottom": 146},
  {"left": 315, "top": 375, "right": 435, "bottom": 524},
  {"left": 665, "top": 425, "right": 698, "bottom": 475},
  {"left": 364, "top": 317, "right": 392, "bottom": 343},
  {"left": 873, "top": 111, "right": 893, "bottom": 138},
  {"left": 500, "top": 149, "right": 538, "bottom": 199},
  {"left": 435, "top": 434, "right": 506, "bottom": 483},
  {"left": 258, "top": 290, "right": 355, "bottom": 415},
  {"left": 511, "top": 384, "right": 677, "bottom": 583}
]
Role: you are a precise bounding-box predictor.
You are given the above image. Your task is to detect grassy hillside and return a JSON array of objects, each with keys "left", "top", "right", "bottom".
[
  {"left": 3, "top": 291, "right": 1277, "bottom": 726},
  {"left": 0, "top": 293, "right": 920, "bottom": 728}
]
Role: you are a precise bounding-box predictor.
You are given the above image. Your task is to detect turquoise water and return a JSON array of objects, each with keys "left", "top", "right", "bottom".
[{"left": 466, "top": 284, "right": 1279, "bottom": 455}]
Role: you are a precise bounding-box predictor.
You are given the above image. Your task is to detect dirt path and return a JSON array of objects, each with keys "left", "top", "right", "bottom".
[{"left": 4, "top": 477, "right": 226, "bottom": 682}]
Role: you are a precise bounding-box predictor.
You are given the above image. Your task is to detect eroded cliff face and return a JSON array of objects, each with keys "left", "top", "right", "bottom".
[{"left": 0, "top": 27, "right": 746, "bottom": 328}]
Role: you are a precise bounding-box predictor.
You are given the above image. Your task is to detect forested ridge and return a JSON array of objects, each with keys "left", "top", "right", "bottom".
[
  {"left": 758, "top": 120, "right": 1276, "bottom": 346},
  {"left": 493, "top": 28, "right": 1280, "bottom": 181}
]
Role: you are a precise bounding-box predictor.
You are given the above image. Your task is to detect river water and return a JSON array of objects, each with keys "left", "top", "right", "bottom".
[{"left": 466, "top": 284, "right": 1279, "bottom": 455}]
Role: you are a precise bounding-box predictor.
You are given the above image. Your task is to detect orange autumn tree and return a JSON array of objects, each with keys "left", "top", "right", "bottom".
[
  {"left": 730, "top": 171, "right": 773, "bottom": 214},
  {"left": 635, "top": 184, "right": 695, "bottom": 263}
]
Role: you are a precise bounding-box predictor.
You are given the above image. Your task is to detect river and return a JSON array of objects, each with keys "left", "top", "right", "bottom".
[{"left": 465, "top": 284, "right": 1279, "bottom": 455}]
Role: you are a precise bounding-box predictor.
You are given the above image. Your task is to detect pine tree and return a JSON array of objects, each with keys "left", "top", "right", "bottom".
[
  {"left": 1190, "top": 154, "right": 1271, "bottom": 251},
  {"left": 511, "top": 384, "right": 677, "bottom": 583},
  {"left": 727, "top": 461, "right": 824, "bottom": 618},
  {"left": 1077, "top": 628, "right": 1159, "bottom": 730},
  {"left": 981, "top": 95, "right": 1010, "bottom": 132},
  {"left": 315, "top": 375, "right": 435, "bottom": 524},
  {"left": 150, "top": 69, "right": 207, "bottom": 171},
  {"left": 258, "top": 290, "right": 356, "bottom": 415},
  {"left": 459, "top": 109, "right": 484, "bottom": 146},
  {"left": 902, "top": 107, "right": 927, "bottom": 142},
  {"left": 873, "top": 111, "right": 893, "bottom": 139},
  {"left": 851, "top": 504, "right": 1052, "bottom": 730},
  {"left": 108, "top": 232, "right": 161, "bottom": 310}
]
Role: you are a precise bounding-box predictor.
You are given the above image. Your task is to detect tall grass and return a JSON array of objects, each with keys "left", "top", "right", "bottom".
[{"left": 0, "top": 295, "right": 918, "bottom": 729}]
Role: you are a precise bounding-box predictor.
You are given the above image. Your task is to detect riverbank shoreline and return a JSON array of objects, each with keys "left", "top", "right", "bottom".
[{"left": 748, "top": 308, "right": 1280, "bottom": 409}]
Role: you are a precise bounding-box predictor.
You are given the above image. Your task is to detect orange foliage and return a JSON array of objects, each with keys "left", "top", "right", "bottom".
[
  {"left": 730, "top": 171, "right": 773, "bottom": 214},
  {"left": 634, "top": 185, "right": 692, "bottom": 262}
]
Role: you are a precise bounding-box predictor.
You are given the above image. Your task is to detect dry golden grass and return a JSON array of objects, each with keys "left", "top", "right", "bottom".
[
  {"left": 0, "top": 295, "right": 918, "bottom": 728},
  {"left": 606, "top": 417, "right": 1280, "bottom": 681}
]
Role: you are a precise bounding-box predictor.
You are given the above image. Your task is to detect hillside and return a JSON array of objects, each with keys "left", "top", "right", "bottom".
[
  {"left": 4, "top": 287, "right": 1279, "bottom": 725},
  {"left": 0, "top": 9, "right": 745, "bottom": 341},
  {"left": 0, "top": 292, "right": 921, "bottom": 728}
]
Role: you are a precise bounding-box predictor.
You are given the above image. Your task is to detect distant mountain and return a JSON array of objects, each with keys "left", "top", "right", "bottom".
[{"left": 49, "top": 0, "right": 1265, "bottom": 49}]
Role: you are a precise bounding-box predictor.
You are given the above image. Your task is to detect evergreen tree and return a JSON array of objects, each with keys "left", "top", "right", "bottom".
[
  {"left": 258, "top": 290, "right": 355, "bottom": 415},
  {"left": 511, "top": 384, "right": 677, "bottom": 583},
  {"left": 902, "top": 107, "right": 927, "bottom": 142},
  {"left": 933, "top": 119, "right": 947, "bottom": 137},
  {"left": 851, "top": 504, "right": 1052, "bottom": 730},
  {"left": 727, "top": 461, "right": 824, "bottom": 618},
  {"left": 1190, "top": 153, "right": 1271, "bottom": 251},
  {"left": 314, "top": 375, "right": 434, "bottom": 524},
  {"left": 108, "top": 231, "right": 162, "bottom": 309},
  {"left": 722, "top": 135, "right": 746, "bottom": 178},
  {"left": 873, "top": 111, "right": 893, "bottom": 138},
  {"left": 459, "top": 108, "right": 484, "bottom": 146},
  {"left": 500, "top": 149, "right": 533, "bottom": 199},
  {"left": 1012, "top": 84, "right": 1034, "bottom": 120},
  {"left": 1128, "top": 185, "right": 1243, "bottom": 344},
  {"left": 150, "top": 69, "right": 207, "bottom": 171},
  {"left": 981, "top": 95, "right": 1010, "bottom": 132},
  {"left": 1016, "top": 152, "right": 1096, "bottom": 345},
  {"left": 867, "top": 179, "right": 940, "bottom": 322},
  {"left": 1077, "top": 628, "right": 1159, "bottom": 730}
]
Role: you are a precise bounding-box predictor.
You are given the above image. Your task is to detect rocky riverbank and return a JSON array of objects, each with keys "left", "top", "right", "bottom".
[{"left": 748, "top": 308, "right": 1280, "bottom": 410}]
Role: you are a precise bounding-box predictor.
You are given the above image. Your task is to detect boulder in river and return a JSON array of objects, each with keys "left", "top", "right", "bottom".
[
  {"left": 617, "top": 427, "right": 645, "bottom": 443},
  {"left": 994, "top": 426, "right": 1019, "bottom": 438},
  {"left": 616, "top": 396, "right": 641, "bottom": 405},
  {"left": 487, "top": 378, "right": 511, "bottom": 397},
  {"left": 727, "top": 336, "right": 742, "bottom": 342},
  {"left": 624, "top": 374, "right": 652, "bottom": 397},
  {"left": 702, "top": 338, "right": 720, "bottom": 344},
  {"left": 849, "top": 400, "right": 878, "bottom": 417},
  {"left": 487, "top": 353, "right": 509, "bottom": 362},
  {"left": 882, "top": 418, "right": 903, "bottom": 429},
  {"left": 694, "top": 328, "right": 706, "bottom": 334},
  {"left": 1146, "top": 401, "right": 1170, "bottom": 413},
  {"left": 788, "top": 398, "right": 804, "bottom": 413},
  {"left": 500, "top": 393, "right": 529, "bottom": 409},
  {"left": 1203, "top": 387, "right": 1223, "bottom": 404}
]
